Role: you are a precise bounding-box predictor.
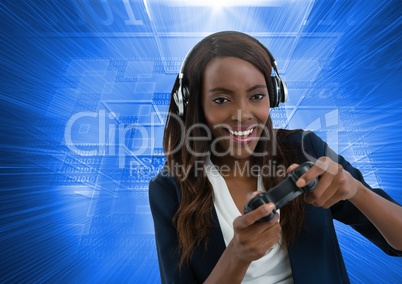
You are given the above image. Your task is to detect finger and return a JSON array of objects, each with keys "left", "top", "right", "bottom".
[
  {"left": 248, "top": 222, "right": 282, "bottom": 255},
  {"left": 260, "top": 222, "right": 282, "bottom": 247},
  {"left": 249, "top": 219, "right": 282, "bottom": 250},
  {"left": 320, "top": 192, "right": 343, "bottom": 209},
  {"left": 286, "top": 163, "right": 299, "bottom": 174},
  {"left": 305, "top": 184, "right": 337, "bottom": 208},
  {"left": 240, "top": 222, "right": 282, "bottom": 259},
  {"left": 246, "top": 211, "right": 280, "bottom": 234},
  {"left": 240, "top": 203, "right": 276, "bottom": 228},
  {"left": 313, "top": 182, "right": 347, "bottom": 208},
  {"left": 305, "top": 168, "right": 351, "bottom": 208},
  {"left": 320, "top": 189, "right": 349, "bottom": 209},
  {"left": 235, "top": 211, "right": 280, "bottom": 249},
  {"left": 245, "top": 190, "right": 263, "bottom": 203},
  {"left": 318, "top": 173, "right": 351, "bottom": 208},
  {"left": 296, "top": 157, "right": 330, "bottom": 187},
  {"left": 304, "top": 169, "right": 334, "bottom": 204},
  {"left": 263, "top": 210, "right": 280, "bottom": 226}
]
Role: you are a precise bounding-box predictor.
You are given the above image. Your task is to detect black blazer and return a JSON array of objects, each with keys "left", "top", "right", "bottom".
[{"left": 149, "top": 131, "right": 402, "bottom": 283}]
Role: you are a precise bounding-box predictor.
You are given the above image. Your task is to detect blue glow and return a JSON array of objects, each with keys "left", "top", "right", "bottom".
[{"left": 1, "top": 0, "right": 401, "bottom": 283}]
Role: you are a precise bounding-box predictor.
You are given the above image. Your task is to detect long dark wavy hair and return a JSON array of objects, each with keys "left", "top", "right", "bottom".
[{"left": 163, "top": 31, "right": 304, "bottom": 267}]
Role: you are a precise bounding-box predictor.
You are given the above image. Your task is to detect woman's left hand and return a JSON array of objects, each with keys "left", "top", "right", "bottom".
[
  {"left": 288, "top": 156, "right": 402, "bottom": 251},
  {"left": 287, "top": 157, "right": 360, "bottom": 208}
]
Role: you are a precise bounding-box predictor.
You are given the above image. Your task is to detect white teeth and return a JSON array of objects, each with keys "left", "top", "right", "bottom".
[{"left": 228, "top": 128, "right": 254, "bottom": 137}]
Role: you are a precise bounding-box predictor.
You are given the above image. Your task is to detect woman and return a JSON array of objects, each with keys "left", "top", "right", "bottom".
[{"left": 149, "top": 31, "right": 402, "bottom": 283}]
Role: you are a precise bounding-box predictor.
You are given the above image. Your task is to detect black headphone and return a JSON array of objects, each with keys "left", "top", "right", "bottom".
[{"left": 173, "top": 32, "right": 288, "bottom": 117}]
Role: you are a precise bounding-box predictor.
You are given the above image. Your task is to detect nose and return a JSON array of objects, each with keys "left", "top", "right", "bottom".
[{"left": 231, "top": 105, "right": 252, "bottom": 123}]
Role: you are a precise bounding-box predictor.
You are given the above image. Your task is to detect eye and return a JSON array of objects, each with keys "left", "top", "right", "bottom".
[
  {"left": 250, "top": 93, "right": 266, "bottom": 101},
  {"left": 212, "top": 97, "right": 229, "bottom": 104}
]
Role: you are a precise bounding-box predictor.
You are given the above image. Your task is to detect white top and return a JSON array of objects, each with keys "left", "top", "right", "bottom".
[{"left": 205, "top": 157, "right": 294, "bottom": 284}]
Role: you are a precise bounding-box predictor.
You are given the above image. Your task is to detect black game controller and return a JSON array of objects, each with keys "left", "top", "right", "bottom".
[{"left": 244, "top": 161, "right": 318, "bottom": 222}]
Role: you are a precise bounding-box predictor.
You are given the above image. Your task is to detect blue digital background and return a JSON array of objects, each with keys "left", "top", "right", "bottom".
[{"left": 1, "top": 0, "right": 401, "bottom": 283}]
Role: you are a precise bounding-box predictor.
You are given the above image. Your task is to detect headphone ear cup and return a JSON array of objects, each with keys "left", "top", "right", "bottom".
[
  {"left": 173, "top": 87, "right": 184, "bottom": 116},
  {"left": 279, "top": 79, "right": 288, "bottom": 104},
  {"left": 270, "top": 75, "right": 280, "bottom": 107},
  {"left": 270, "top": 75, "right": 288, "bottom": 107},
  {"left": 182, "top": 85, "right": 189, "bottom": 105},
  {"left": 173, "top": 84, "right": 190, "bottom": 117}
]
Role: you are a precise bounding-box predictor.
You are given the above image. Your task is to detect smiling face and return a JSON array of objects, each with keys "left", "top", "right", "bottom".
[{"left": 202, "top": 56, "right": 271, "bottom": 163}]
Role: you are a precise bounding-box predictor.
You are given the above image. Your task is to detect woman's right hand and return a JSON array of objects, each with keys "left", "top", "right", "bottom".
[
  {"left": 229, "top": 191, "right": 282, "bottom": 264},
  {"left": 204, "top": 192, "right": 282, "bottom": 283}
]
